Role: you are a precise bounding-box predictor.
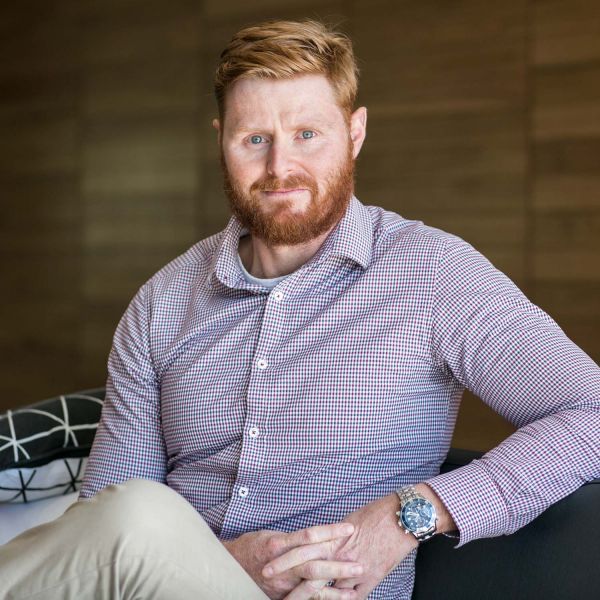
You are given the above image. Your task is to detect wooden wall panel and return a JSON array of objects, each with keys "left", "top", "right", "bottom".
[
  {"left": 0, "top": 5, "right": 83, "bottom": 406},
  {"left": 530, "top": 0, "right": 600, "bottom": 368},
  {"left": 353, "top": 0, "right": 529, "bottom": 305},
  {"left": 1, "top": 0, "right": 598, "bottom": 454},
  {"left": 76, "top": 0, "right": 202, "bottom": 385},
  {"left": 533, "top": 0, "right": 600, "bottom": 66}
]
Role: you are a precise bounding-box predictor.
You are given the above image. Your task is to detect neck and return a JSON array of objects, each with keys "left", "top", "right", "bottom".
[{"left": 238, "top": 229, "right": 334, "bottom": 279}]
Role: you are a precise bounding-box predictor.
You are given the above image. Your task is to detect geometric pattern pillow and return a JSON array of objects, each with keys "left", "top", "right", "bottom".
[
  {"left": 0, "top": 457, "right": 88, "bottom": 503},
  {"left": 0, "top": 388, "right": 105, "bottom": 502}
]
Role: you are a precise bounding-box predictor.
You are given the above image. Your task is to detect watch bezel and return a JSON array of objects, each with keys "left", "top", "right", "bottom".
[
  {"left": 396, "top": 486, "right": 438, "bottom": 542},
  {"left": 400, "top": 497, "right": 437, "bottom": 536}
]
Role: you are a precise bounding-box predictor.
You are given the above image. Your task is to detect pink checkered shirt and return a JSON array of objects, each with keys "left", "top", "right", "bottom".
[{"left": 80, "top": 197, "right": 600, "bottom": 599}]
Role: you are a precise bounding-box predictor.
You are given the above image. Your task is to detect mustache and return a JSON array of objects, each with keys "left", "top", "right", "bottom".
[{"left": 250, "top": 174, "right": 318, "bottom": 194}]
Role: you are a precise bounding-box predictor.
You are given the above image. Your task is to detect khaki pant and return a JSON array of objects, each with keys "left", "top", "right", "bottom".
[{"left": 0, "top": 479, "right": 269, "bottom": 600}]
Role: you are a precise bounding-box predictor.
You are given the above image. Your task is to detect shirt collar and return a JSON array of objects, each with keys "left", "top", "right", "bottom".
[
  {"left": 208, "top": 195, "right": 373, "bottom": 290},
  {"left": 315, "top": 195, "right": 373, "bottom": 270}
]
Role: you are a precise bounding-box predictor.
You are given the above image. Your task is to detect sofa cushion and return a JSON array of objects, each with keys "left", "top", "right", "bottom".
[{"left": 0, "top": 389, "right": 105, "bottom": 502}]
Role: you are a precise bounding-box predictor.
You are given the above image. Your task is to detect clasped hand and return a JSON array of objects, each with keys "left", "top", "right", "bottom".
[{"left": 223, "top": 494, "right": 417, "bottom": 599}]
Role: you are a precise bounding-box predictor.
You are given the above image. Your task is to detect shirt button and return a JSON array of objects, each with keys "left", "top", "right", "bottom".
[
  {"left": 256, "top": 358, "right": 268, "bottom": 370},
  {"left": 249, "top": 426, "right": 260, "bottom": 438},
  {"left": 238, "top": 486, "right": 249, "bottom": 498},
  {"left": 273, "top": 291, "right": 284, "bottom": 302}
]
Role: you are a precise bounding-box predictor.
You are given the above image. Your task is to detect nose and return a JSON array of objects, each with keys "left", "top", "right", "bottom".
[{"left": 266, "top": 139, "right": 295, "bottom": 180}]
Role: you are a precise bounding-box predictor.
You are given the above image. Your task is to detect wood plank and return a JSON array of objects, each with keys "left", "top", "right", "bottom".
[
  {"left": 535, "top": 138, "right": 600, "bottom": 173},
  {"left": 553, "top": 319, "right": 600, "bottom": 363},
  {"left": 533, "top": 0, "right": 600, "bottom": 66},
  {"left": 534, "top": 212, "right": 600, "bottom": 250},
  {"left": 84, "top": 191, "right": 196, "bottom": 250},
  {"left": 533, "top": 139, "right": 600, "bottom": 210},
  {"left": 0, "top": 256, "right": 80, "bottom": 298},
  {"left": 82, "top": 115, "right": 197, "bottom": 195},
  {"left": 357, "top": 110, "right": 527, "bottom": 215},
  {"left": 411, "top": 213, "right": 526, "bottom": 250},
  {"left": 353, "top": 0, "right": 527, "bottom": 111},
  {"left": 0, "top": 112, "right": 78, "bottom": 177},
  {"left": 534, "top": 63, "right": 600, "bottom": 139},
  {"left": 203, "top": 0, "right": 340, "bottom": 18},
  {"left": 0, "top": 298, "right": 85, "bottom": 410},
  {"left": 82, "top": 251, "right": 181, "bottom": 302},
  {"left": 83, "top": 58, "right": 198, "bottom": 116},
  {"left": 531, "top": 281, "right": 600, "bottom": 320},
  {"left": 533, "top": 175, "right": 600, "bottom": 211},
  {"left": 452, "top": 391, "right": 516, "bottom": 452},
  {"left": 80, "top": 11, "right": 201, "bottom": 66},
  {"left": 0, "top": 71, "right": 78, "bottom": 118},
  {"left": 533, "top": 250, "right": 600, "bottom": 282},
  {"left": 0, "top": 10, "right": 80, "bottom": 77},
  {"left": 0, "top": 176, "right": 80, "bottom": 254}
]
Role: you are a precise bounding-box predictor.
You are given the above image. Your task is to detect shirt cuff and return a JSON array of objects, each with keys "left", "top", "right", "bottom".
[{"left": 425, "top": 459, "right": 511, "bottom": 548}]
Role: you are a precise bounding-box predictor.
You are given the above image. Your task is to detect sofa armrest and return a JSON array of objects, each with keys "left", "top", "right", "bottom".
[{"left": 412, "top": 449, "right": 600, "bottom": 600}]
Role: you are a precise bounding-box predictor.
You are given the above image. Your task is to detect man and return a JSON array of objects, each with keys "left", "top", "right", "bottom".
[{"left": 1, "top": 19, "right": 599, "bottom": 600}]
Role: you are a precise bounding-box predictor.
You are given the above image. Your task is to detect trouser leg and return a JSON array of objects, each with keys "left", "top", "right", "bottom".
[{"left": 0, "top": 479, "right": 269, "bottom": 600}]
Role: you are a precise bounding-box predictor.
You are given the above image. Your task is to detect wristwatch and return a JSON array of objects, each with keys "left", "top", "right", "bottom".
[{"left": 395, "top": 485, "right": 437, "bottom": 542}]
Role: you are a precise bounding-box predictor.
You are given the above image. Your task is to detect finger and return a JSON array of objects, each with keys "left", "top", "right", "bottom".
[
  {"left": 263, "top": 541, "right": 332, "bottom": 577},
  {"left": 336, "top": 580, "right": 378, "bottom": 599},
  {"left": 283, "top": 579, "right": 359, "bottom": 600},
  {"left": 292, "top": 560, "right": 363, "bottom": 582},
  {"left": 276, "top": 522, "right": 355, "bottom": 554},
  {"left": 264, "top": 540, "right": 358, "bottom": 578}
]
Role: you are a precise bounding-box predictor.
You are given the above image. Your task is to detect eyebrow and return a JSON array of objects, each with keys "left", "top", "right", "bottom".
[{"left": 228, "top": 115, "right": 336, "bottom": 134}]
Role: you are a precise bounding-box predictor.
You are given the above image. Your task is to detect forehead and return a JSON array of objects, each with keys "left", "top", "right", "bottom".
[{"left": 223, "top": 74, "right": 345, "bottom": 130}]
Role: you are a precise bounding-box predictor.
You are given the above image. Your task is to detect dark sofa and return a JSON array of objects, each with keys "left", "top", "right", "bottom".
[
  {"left": 413, "top": 448, "right": 600, "bottom": 600},
  {"left": 4, "top": 389, "right": 598, "bottom": 598}
]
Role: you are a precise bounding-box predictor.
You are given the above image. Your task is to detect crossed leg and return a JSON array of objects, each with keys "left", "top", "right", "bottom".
[{"left": 0, "top": 479, "right": 269, "bottom": 600}]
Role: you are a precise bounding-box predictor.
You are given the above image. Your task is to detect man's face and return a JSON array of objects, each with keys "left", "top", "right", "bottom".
[{"left": 216, "top": 75, "right": 366, "bottom": 246}]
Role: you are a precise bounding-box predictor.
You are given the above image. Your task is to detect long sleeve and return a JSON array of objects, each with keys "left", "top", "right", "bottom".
[
  {"left": 425, "top": 237, "right": 600, "bottom": 547},
  {"left": 79, "top": 283, "right": 168, "bottom": 498}
]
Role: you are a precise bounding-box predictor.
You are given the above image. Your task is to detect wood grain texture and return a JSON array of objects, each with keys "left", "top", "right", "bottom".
[
  {"left": 0, "top": 1, "right": 598, "bottom": 454},
  {"left": 530, "top": 0, "right": 600, "bottom": 408}
]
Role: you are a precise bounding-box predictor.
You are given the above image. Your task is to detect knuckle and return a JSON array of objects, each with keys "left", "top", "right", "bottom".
[
  {"left": 303, "top": 528, "right": 317, "bottom": 544},
  {"left": 327, "top": 539, "right": 341, "bottom": 558},
  {"left": 304, "top": 562, "right": 319, "bottom": 578},
  {"left": 266, "top": 535, "right": 281, "bottom": 555}
]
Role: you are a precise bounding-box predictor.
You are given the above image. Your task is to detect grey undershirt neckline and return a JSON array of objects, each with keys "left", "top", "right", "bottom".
[{"left": 236, "top": 249, "right": 289, "bottom": 290}]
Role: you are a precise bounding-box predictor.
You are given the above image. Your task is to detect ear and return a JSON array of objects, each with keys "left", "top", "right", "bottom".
[
  {"left": 349, "top": 107, "right": 367, "bottom": 158},
  {"left": 212, "top": 118, "right": 221, "bottom": 145}
]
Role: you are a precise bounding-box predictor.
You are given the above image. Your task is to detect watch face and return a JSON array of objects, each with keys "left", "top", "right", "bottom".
[{"left": 401, "top": 498, "right": 436, "bottom": 534}]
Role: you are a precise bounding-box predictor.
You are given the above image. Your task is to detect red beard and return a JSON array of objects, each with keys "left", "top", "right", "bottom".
[{"left": 222, "top": 145, "right": 355, "bottom": 247}]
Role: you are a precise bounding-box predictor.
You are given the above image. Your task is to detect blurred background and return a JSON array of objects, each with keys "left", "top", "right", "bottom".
[{"left": 0, "top": 0, "right": 598, "bottom": 451}]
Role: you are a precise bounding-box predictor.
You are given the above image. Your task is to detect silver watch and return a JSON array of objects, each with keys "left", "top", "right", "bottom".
[{"left": 395, "top": 485, "right": 437, "bottom": 542}]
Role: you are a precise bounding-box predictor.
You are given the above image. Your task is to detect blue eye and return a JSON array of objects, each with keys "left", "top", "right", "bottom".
[
  {"left": 301, "top": 130, "right": 315, "bottom": 139},
  {"left": 249, "top": 135, "right": 264, "bottom": 144}
]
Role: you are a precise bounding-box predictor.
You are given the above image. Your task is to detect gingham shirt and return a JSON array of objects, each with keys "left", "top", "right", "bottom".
[{"left": 80, "top": 197, "right": 600, "bottom": 599}]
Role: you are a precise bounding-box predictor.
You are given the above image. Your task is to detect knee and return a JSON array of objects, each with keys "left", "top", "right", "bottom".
[{"left": 78, "top": 479, "right": 195, "bottom": 546}]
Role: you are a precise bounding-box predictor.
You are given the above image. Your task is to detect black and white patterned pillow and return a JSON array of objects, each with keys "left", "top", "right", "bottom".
[{"left": 0, "top": 389, "right": 105, "bottom": 503}]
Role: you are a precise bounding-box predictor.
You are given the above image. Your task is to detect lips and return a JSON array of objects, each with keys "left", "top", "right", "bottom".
[{"left": 263, "top": 188, "right": 307, "bottom": 195}]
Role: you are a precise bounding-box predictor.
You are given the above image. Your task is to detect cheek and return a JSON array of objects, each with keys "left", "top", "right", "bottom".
[{"left": 226, "top": 157, "right": 261, "bottom": 186}]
